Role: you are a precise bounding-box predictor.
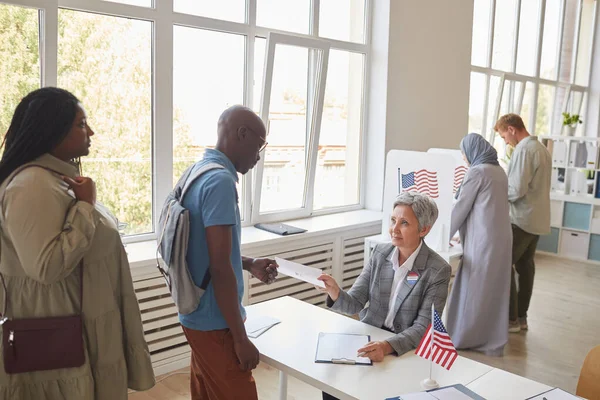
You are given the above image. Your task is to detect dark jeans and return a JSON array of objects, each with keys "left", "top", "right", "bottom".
[
  {"left": 509, "top": 224, "right": 540, "bottom": 321},
  {"left": 323, "top": 393, "right": 339, "bottom": 400}
]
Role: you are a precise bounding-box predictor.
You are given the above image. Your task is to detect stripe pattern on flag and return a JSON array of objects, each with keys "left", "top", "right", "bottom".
[
  {"left": 415, "top": 309, "right": 458, "bottom": 370},
  {"left": 453, "top": 165, "right": 468, "bottom": 194},
  {"left": 401, "top": 169, "right": 439, "bottom": 198}
]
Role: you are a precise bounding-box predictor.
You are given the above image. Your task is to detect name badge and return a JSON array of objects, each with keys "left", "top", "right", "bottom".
[{"left": 406, "top": 272, "right": 419, "bottom": 285}]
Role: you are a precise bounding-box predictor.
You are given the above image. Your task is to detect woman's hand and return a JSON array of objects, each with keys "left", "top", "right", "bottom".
[
  {"left": 317, "top": 274, "right": 341, "bottom": 301},
  {"left": 63, "top": 176, "right": 96, "bottom": 205},
  {"left": 357, "top": 341, "right": 394, "bottom": 362}
]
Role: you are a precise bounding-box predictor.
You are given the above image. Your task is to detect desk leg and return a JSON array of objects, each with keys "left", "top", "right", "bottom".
[{"left": 278, "top": 370, "right": 288, "bottom": 400}]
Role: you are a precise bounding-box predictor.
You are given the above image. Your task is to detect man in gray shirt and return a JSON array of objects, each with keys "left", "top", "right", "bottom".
[{"left": 495, "top": 113, "right": 551, "bottom": 333}]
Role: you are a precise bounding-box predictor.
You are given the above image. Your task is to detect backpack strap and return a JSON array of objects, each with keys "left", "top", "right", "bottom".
[{"left": 180, "top": 162, "right": 225, "bottom": 200}]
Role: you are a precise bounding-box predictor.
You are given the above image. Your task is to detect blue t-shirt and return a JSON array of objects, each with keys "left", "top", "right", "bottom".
[{"left": 179, "top": 149, "right": 245, "bottom": 331}]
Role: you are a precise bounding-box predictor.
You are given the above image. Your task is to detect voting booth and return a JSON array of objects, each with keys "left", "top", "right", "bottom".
[
  {"left": 382, "top": 150, "right": 456, "bottom": 252},
  {"left": 427, "top": 148, "right": 469, "bottom": 198}
]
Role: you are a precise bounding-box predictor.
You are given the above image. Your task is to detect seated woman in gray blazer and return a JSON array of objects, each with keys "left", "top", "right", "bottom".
[{"left": 319, "top": 192, "right": 452, "bottom": 363}]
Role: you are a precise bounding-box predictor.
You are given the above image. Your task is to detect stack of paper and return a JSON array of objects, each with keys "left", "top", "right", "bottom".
[{"left": 244, "top": 315, "right": 281, "bottom": 338}]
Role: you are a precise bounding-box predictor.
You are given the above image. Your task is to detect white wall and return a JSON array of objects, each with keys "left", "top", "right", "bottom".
[{"left": 365, "top": 0, "right": 474, "bottom": 211}]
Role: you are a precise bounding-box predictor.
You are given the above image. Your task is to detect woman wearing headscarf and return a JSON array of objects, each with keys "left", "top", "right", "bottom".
[{"left": 445, "top": 133, "right": 512, "bottom": 356}]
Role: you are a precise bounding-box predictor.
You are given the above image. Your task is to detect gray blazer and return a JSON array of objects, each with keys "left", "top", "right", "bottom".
[{"left": 327, "top": 242, "right": 451, "bottom": 356}]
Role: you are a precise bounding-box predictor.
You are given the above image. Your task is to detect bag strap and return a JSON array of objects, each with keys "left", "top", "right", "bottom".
[
  {"left": 180, "top": 162, "right": 224, "bottom": 200},
  {"left": 0, "top": 164, "right": 85, "bottom": 322}
]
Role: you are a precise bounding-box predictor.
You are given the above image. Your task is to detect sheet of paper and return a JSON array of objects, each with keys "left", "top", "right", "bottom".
[
  {"left": 430, "top": 387, "right": 476, "bottom": 400},
  {"left": 248, "top": 324, "right": 276, "bottom": 338},
  {"left": 275, "top": 257, "right": 325, "bottom": 288},
  {"left": 315, "top": 332, "right": 371, "bottom": 364},
  {"left": 244, "top": 315, "right": 280, "bottom": 335},
  {"left": 527, "top": 388, "right": 582, "bottom": 400}
]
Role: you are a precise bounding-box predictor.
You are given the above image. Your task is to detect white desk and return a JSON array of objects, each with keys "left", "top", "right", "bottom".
[
  {"left": 246, "top": 296, "right": 493, "bottom": 400},
  {"left": 466, "top": 368, "right": 554, "bottom": 400}
]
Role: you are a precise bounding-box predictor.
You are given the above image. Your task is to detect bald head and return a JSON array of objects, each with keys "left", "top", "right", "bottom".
[
  {"left": 215, "top": 105, "right": 267, "bottom": 174},
  {"left": 217, "top": 105, "right": 265, "bottom": 140}
]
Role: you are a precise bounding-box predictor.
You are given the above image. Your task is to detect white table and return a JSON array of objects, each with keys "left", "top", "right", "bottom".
[
  {"left": 246, "top": 296, "right": 493, "bottom": 400},
  {"left": 466, "top": 368, "right": 554, "bottom": 400}
]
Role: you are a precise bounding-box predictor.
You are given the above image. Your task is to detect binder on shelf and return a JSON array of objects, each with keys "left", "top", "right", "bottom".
[{"left": 552, "top": 140, "right": 568, "bottom": 166}]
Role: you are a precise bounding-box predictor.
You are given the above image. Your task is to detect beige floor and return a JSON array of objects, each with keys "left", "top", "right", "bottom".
[{"left": 129, "top": 254, "right": 600, "bottom": 399}]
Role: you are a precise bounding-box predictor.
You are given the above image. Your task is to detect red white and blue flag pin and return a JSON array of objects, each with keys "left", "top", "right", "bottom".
[{"left": 406, "top": 271, "right": 419, "bottom": 285}]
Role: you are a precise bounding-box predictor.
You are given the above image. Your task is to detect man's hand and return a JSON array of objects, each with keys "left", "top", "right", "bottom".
[
  {"left": 357, "top": 341, "right": 394, "bottom": 362},
  {"left": 248, "top": 258, "right": 278, "bottom": 284},
  {"left": 233, "top": 337, "right": 260, "bottom": 372}
]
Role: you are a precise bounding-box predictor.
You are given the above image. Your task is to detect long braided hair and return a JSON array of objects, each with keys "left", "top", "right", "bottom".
[{"left": 0, "top": 87, "right": 81, "bottom": 185}]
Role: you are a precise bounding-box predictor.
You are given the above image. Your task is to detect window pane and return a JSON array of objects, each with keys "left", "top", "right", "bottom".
[
  {"left": 173, "top": 27, "right": 245, "bottom": 216},
  {"left": 536, "top": 84, "right": 555, "bottom": 135},
  {"left": 58, "top": 10, "right": 152, "bottom": 235},
  {"left": 319, "top": 0, "right": 365, "bottom": 43},
  {"left": 576, "top": 94, "right": 587, "bottom": 136},
  {"left": 260, "top": 44, "right": 310, "bottom": 213},
  {"left": 101, "top": 0, "right": 152, "bottom": 6},
  {"left": 558, "top": 0, "right": 579, "bottom": 82},
  {"left": 257, "top": 0, "right": 309, "bottom": 34},
  {"left": 485, "top": 75, "right": 502, "bottom": 140},
  {"left": 499, "top": 79, "right": 511, "bottom": 117},
  {"left": 520, "top": 81, "right": 535, "bottom": 132},
  {"left": 574, "top": 0, "right": 595, "bottom": 85},
  {"left": 313, "top": 50, "right": 363, "bottom": 210},
  {"left": 254, "top": 38, "right": 266, "bottom": 113},
  {"left": 468, "top": 72, "right": 486, "bottom": 134},
  {"left": 491, "top": 0, "right": 517, "bottom": 71},
  {"left": 553, "top": 85, "right": 568, "bottom": 134},
  {"left": 516, "top": 0, "right": 540, "bottom": 76},
  {"left": 174, "top": 0, "right": 245, "bottom": 23},
  {"left": 0, "top": 4, "right": 40, "bottom": 140},
  {"left": 472, "top": 0, "right": 492, "bottom": 67},
  {"left": 540, "top": 0, "right": 561, "bottom": 80}
]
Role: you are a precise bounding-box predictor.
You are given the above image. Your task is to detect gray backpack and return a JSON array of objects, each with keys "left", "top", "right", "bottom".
[{"left": 156, "top": 162, "right": 224, "bottom": 315}]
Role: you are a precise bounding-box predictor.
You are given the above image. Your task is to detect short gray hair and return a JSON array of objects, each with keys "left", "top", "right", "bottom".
[{"left": 392, "top": 191, "right": 439, "bottom": 232}]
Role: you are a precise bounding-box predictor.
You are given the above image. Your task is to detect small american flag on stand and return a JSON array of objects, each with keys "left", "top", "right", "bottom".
[
  {"left": 401, "top": 169, "right": 439, "bottom": 198},
  {"left": 415, "top": 307, "right": 458, "bottom": 370}
]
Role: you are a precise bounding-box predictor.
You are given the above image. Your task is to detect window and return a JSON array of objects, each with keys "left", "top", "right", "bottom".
[
  {"left": 174, "top": 0, "right": 246, "bottom": 23},
  {"left": 172, "top": 27, "right": 245, "bottom": 216},
  {"left": 257, "top": 0, "right": 310, "bottom": 34},
  {"left": 314, "top": 50, "right": 363, "bottom": 210},
  {"left": 319, "top": 0, "right": 366, "bottom": 43},
  {"left": 58, "top": 10, "right": 153, "bottom": 236},
  {"left": 1, "top": 0, "right": 369, "bottom": 242},
  {"left": 0, "top": 4, "right": 40, "bottom": 140},
  {"left": 470, "top": 0, "right": 597, "bottom": 145},
  {"left": 252, "top": 33, "right": 330, "bottom": 221}
]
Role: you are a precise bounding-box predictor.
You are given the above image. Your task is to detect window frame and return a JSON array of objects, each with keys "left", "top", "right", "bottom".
[
  {"left": 2, "top": 0, "right": 372, "bottom": 243},
  {"left": 470, "top": 0, "right": 597, "bottom": 140},
  {"left": 251, "top": 32, "right": 330, "bottom": 223}
]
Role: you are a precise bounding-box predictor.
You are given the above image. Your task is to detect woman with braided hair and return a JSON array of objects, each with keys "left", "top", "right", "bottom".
[{"left": 0, "top": 87, "right": 154, "bottom": 399}]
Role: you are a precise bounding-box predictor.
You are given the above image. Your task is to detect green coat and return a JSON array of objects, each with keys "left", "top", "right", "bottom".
[{"left": 0, "top": 154, "right": 155, "bottom": 399}]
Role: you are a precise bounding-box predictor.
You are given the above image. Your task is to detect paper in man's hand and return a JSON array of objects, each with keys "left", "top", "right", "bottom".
[{"left": 274, "top": 257, "right": 326, "bottom": 288}]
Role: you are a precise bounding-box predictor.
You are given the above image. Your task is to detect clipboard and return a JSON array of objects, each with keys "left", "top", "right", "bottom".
[{"left": 314, "top": 332, "right": 373, "bottom": 366}]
